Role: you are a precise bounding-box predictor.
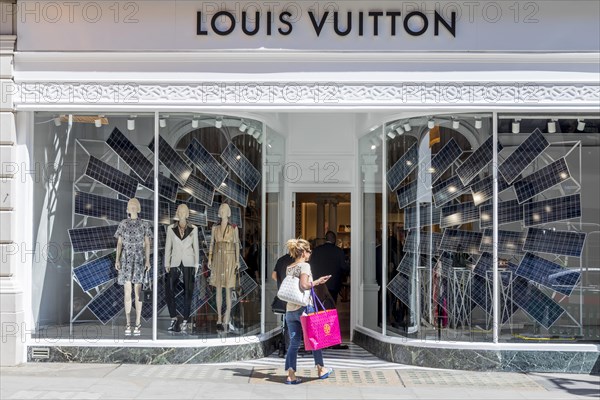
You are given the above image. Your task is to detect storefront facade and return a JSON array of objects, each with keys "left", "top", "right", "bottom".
[{"left": 1, "top": 0, "right": 599, "bottom": 372}]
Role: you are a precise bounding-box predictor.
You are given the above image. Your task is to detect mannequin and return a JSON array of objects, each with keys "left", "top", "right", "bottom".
[
  {"left": 164, "top": 204, "right": 199, "bottom": 333},
  {"left": 208, "top": 203, "right": 240, "bottom": 332},
  {"left": 115, "top": 198, "right": 152, "bottom": 336}
]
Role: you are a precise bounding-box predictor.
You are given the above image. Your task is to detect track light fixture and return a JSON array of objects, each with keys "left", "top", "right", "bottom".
[
  {"left": 387, "top": 130, "right": 397, "bottom": 139},
  {"left": 577, "top": 119, "right": 586, "bottom": 131},
  {"left": 395, "top": 126, "right": 404, "bottom": 135},
  {"left": 94, "top": 117, "right": 102, "bottom": 128},
  {"left": 512, "top": 119, "right": 521, "bottom": 134},
  {"left": 247, "top": 126, "right": 255, "bottom": 136},
  {"left": 547, "top": 119, "right": 557, "bottom": 134},
  {"left": 452, "top": 118, "right": 460, "bottom": 129},
  {"left": 54, "top": 116, "right": 62, "bottom": 126},
  {"left": 252, "top": 129, "right": 262, "bottom": 139},
  {"left": 239, "top": 122, "right": 248, "bottom": 132},
  {"left": 159, "top": 118, "right": 167, "bottom": 128},
  {"left": 427, "top": 118, "right": 435, "bottom": 129},
  {"left": 403, "top": 122, "right": 412, "bottom": 132},
  {"left": 191, "top": 118, "right": 199, "bottom": 129},
  {"left": 127, "top": 115, "right": 136, "bottom": 131},
  {"left": 474, "top": 118, "right": 482, "bottom": 130},
  {"left": 215, "top": 117, "right": 223, "bottom": 129}
]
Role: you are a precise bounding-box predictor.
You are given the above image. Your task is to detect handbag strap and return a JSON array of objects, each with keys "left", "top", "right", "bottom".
[{"left": 309, "top": 284, "right": 326, "bottom": 312}]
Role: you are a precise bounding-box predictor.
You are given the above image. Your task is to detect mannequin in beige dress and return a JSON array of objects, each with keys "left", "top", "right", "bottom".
[{"left": 208, "top": 203, "right": 240, "bottom": 332}]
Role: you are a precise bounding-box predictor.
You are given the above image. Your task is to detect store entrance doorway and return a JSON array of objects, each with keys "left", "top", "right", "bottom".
[{"left": 294, "top": 193, "right": 351, "bottom": 341}]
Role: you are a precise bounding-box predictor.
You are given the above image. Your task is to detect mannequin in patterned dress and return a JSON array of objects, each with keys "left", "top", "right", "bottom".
[
  {"left": 208, "top": 203, "right": 240, "bottom": 332},
  {"left": 115, "top": 198, "right": 152, "bottom": 336}
]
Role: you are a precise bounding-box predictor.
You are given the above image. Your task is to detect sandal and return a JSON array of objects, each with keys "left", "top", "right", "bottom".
[
  {"left": 319, "top": 367, "right": 333, "bottom": 380},
  {"left": 133, "top": 324, "right": 141, "bottom": 336},
  {"left": 124, "top": 325, "right": 132, "bottom": 336},
  {"left": 285, "top": 378, "right": 302, "bottom": 385}
]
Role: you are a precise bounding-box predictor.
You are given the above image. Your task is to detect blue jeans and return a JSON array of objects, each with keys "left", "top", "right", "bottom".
[{"left": 284, "top": 306, "right": 324, "bottom": 372}]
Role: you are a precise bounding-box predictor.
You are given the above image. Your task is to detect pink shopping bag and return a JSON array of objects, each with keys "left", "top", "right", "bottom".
[{"left": 300, "top": 287, "right": 342, "bottom": 351}]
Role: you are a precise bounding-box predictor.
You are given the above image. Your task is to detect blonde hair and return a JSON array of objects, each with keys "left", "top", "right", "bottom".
[
  {"left": 286, "top": 238, "right": 311, "bottom": 259},
  {"left": 127, "top": 198, "right": 141, "bottom": 214}
]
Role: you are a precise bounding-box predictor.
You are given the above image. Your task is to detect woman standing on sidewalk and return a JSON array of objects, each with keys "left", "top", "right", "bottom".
[{"left": 283, "top": 238, "right": 334, "bottom": 384}]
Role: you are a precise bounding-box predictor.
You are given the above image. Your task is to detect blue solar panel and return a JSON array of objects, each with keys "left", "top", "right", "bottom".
[
  {"left": 403, "top": 230, "right": 442, "bottom": 255},
  {"left": 238, "top": 254, "right": 249, "bottom": 273},
  {"left": 511, "top": 276, "right": 566, "bottom": 329},
  {"left": 479, "top": 199, "right": 524, "bottom": 229},
  {"left": 87, "top": 283, "right": 124, "bottom": 324},
  {"left": 182, "top": 174, "right": 215, "bottom": 206},
  {"left": 473, "top": 252, "right": 493, "bottom": 278},
  {"left": 433, "top": 175, "right": 480, "bottom": 208},
  {"left": 514, "top": 158, "right": 571, "bottom": 204},
  {"left": 175, "top": 276, "right": 212, "bottom": 317},
  {"left": 516, "top": 252, "right": 581, "bottom": 296},
  {"left": 397, "top": 252, "right": 426, "bottom": 276},
  {"left": 221, "top": 143, "right": 261, "bottom": 191},
  {"left": 430, "top": 138, "right": 463, "bottom": 184},
  {"left": 137, "top": 173, "right": 180, "bottom": 203},
  {"left": 150, "top": 136, "right": 193, "bottom": 186},
  {"left": 470, "top": 174, "right": 511, "bottom": 207},
  {"left": 437, "top": 251, "right": 455, "bottom": 277},
  {"left": 74, "top": 253, "right": 117, "bottom": 292},
  {"left": 499, "top": 129, "right": 550, "bottom": 184},
  {"left": 216, "top": 177, "right": 249, "bottom": 207},
  {"left": 524, "top": 194, "right": 581, "bottom": 227},
  {"left": 396, "top": 180, "right": 418, "bottom": 208},
  {"left": 439, "top": 229, "right": 482, "bottom": 254},
  {"left": 404, "top": 203, "right": 441, "bottom": 229},
  {"left": 523, "top": 227, "right": 587, "bottom": 257},
  {"left": 184, "top": 138, "right": 228, "bottom": 188},
  {"left": 210, "top": 271, "right": 258, "bottom": 315},
  {"left": 75, "top": 191, "right": 126, "bottom": 222},
  {"left": 387, "top": 143, "right": 418, "bottom": 191},
  {"left": 142, "top": 274, "right": 167, "bottom": 321},
  {"left": 440, "top": 202, "right": 480, "bottom": 228},
  {"left": 387, "top": 273, "right": 411, "bottom": 308},
  {"left": 480, "top": 229, "right": 526, "bottom": 255},
  {"left": 470, "top": 274, "right": 492, "bottom": 317},
  {"left": 106, "top": 127, "right": 154, "bottom": 182},
  {"left": 456, "top": 136, "right": 503, "bottom": 185},
  {"left": 69, "top": 225, "right": 119, "bottom": 253},
  {"left": 85, "top": 156, "right": 139, "bottom": 199}
]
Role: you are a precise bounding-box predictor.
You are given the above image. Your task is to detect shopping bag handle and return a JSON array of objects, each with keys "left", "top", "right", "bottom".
[{"left": 309, "top": 284, "right": 327, "bottom": 313}]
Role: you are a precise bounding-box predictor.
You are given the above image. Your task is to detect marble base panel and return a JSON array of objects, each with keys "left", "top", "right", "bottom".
[
  {"left": 354, "top": 330, "right": 600, "bottom": 374},
  {"left": 27, "top": 335, "right": 280, "bottom": 364}
]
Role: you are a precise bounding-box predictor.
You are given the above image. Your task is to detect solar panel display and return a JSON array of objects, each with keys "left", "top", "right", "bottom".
[
  {"left": 470, "top": 274, "right": 492, "bottom": 316},
  {"left": 456, "top": 136, "right": 503, "bottom": 185},
  {"left": 387, "top": 273, "right": 411, "bottom": 307},
  {"left": 396, "top": 180, "right": 418, "bottom": 208},
  {"left": 440, "top": 202, "right": 480, "bottom": 228},
  {"left": 184, "top": 138, "right": 228, "bottom": 188},
  {"left": 149, "top": 136, "right": 193, "bottom": 186},
  {"left": 511, "top": 276, "right": 565, "bottom": 329},
  {"left": 397, "top": 252, "right": 425, "bottom": 276},
  {"left": 514, "top": 158, "right": 571, "bottom": 204},
  {"left": 430, "top": 138, "right": 463, "bottom": 184},
  {"left": 69, "top": 225, "right": 119, "bottom": 253},
  {"left": 221, "top": 143, "right": 261, "bottom": 191},
  {"left": 175, "top": 277, "right": 212, "bottom": 317},
  {"left": 470, "top": 174, "right": 511, "bottom": 207},
  {"left": 85, "top": 156, "right": 139, "bottom": 199},
  {"left": 238, "top": 255, "right": 249, "bottom": 273},
  {"left": 182, "top": 174, "right": 215, "bottom": 206},
  {"left": 87, "top": 283, "right": 124, "bottom": 324},
  {"left": 419, "top": 231, "right": 443, "bottom": 255},
  {"left": 439, "top": 229, "right": 482, "bottom": 254},
  {"left": 137, "top": 173, "right": 180, "bottom": 203},
  {"left": 74, "top": 252, "right": 117, "bottom": 292},
  {"left": 523, "top": 227, "right": 587, "bottom": 257},
  {"left": 499, "top": 129, "right": 550, "bottom": 184},
  {"left": 216, "top": 177, "right": 249, "bottom": 207},
  {"left": 473, "top": 252, "right": 493, "bottom": 278},
  {"left": 516, "top": 252, "right": 581, "bottom": 296},
  {"left": 479, "top": 199, "right": 524, "bottom": 229},
  {"left": 75, "top": 191, "right": 126, "bottom": 222},
  {"left": 524, "top": 194, "right": 581, "bottom": 227},
  {"left": 106, "top": 127, "right": 154, "bottom": 182},
  {"left": 433, "top": 175, "right": 479, "bottom": 208},
  {"left": 480, "top": 229, "right": 526, "bottom": 255},
  {"left": 404, "top": 203, "right": 441, "bottom": 229},
  {"left": 387, "top": 143, "right": 418, "bottom": 191},
  {"left": 437, "top": 251, "right": 455, "bottom": 277}
]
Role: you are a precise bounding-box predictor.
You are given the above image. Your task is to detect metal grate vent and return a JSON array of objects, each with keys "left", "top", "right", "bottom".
[{"left": 31, "top": 347, "right": 50, "bottom": 359}]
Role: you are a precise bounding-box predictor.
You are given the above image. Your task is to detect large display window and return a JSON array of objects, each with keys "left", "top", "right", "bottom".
[
  {"left": 31, "top": 112, "right": 266, "bottom": 341},
  {"left": 377, "top": 113, "right": 599, "bottom": 344}
]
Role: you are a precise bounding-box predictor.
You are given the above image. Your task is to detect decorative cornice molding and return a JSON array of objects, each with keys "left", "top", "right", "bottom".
[
  {"left": 12, "top": 82, "right": 600, "bottom": 108},
  {"left": 0, "top": 36, "right": 17, "bottom": 53}
]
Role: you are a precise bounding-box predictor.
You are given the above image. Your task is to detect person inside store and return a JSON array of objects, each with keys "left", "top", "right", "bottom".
[
  {"left": 271, "top": 251, "right": 294, "bottom": 358},
  {"left": 309, "top": 231, "right": 349, "bottom": 307},
  {"left": 282, "top": 238, "right": 333, "bottom": 385},
  {"left": 208, "top": 203, "right": 240, "bottom": 333},
  {"left": 114, "top": 198, "right": 152, "bottom": 336},
  {"left": 164, "top": 204, "right": 199, "bottom": 333}
]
